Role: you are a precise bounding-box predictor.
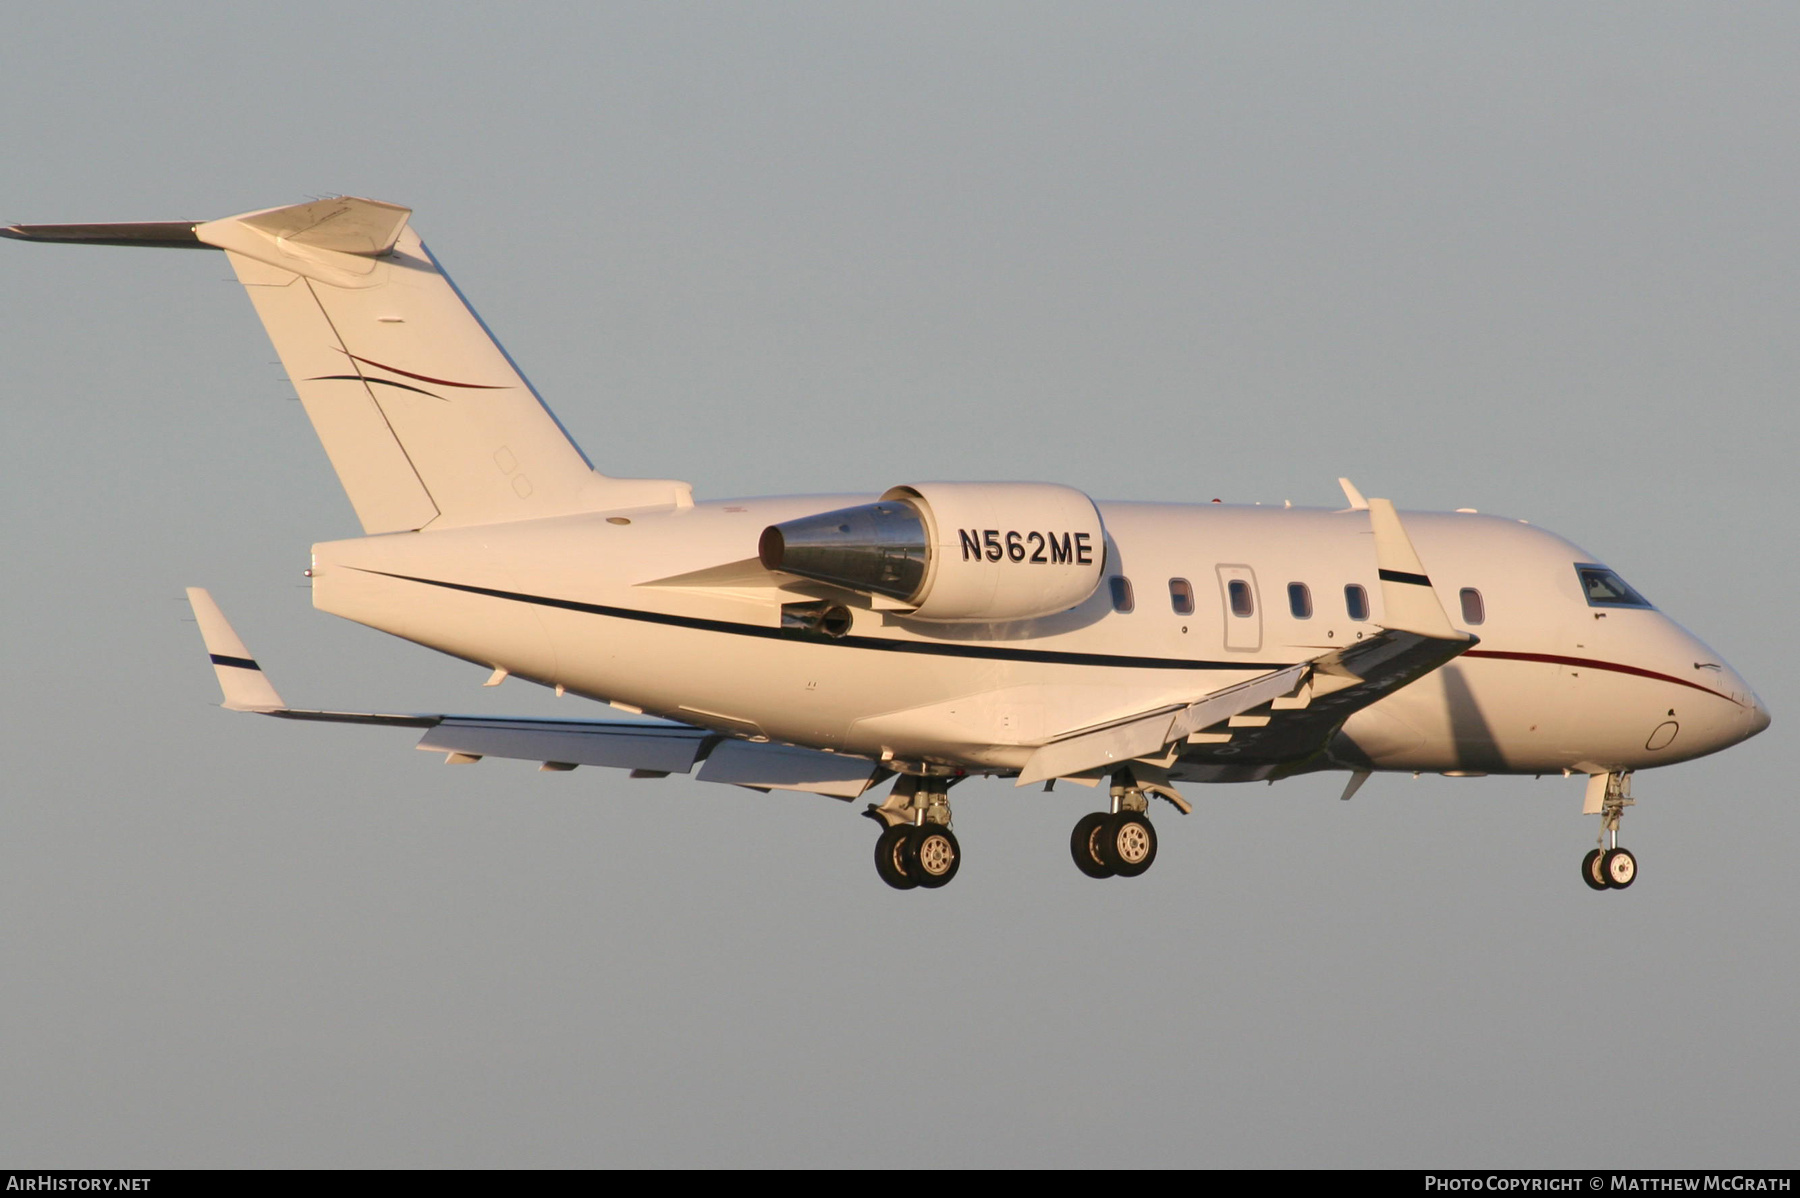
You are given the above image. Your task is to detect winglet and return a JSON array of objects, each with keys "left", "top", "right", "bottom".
[
  {"left": 185, "top": 588, "right": 287, "bottom": 712},
  {"left": 1338, "top": 478, "right": 1370, "bottom": 510},
  {"left": 1366, "top": 499, "right": 1464, "bottom": 640}
]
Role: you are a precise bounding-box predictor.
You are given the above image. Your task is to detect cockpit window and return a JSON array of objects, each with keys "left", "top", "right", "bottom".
[{"left": 1576, "top": 565, "right": 1652, "bottom": 609}]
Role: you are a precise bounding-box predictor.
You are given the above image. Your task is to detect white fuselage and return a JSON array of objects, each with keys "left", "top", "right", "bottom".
[{"left": 308, "top": 497, "right": 1768, "bottom": 783}]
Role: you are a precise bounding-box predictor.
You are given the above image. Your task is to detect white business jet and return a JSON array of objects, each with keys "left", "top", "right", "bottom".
[{"left": 4, "top": 197, "right": 1770, "bottom": 892}]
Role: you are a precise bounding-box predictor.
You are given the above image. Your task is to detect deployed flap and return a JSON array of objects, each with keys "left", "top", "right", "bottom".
[
  {"left": 696, "top": 740, "right": 883, "bottom": 799},
  {"left": 1181, "top": 627, "right": 1477, "bottom": 769},
  {"left": 418, "top": 718, "right": 710, "bottom": 773},
  {"left": 1018, "top": 663, "right": 1309, "bottom": 785}
]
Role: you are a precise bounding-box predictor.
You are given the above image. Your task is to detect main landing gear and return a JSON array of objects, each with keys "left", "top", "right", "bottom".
[
  {"left": 865, "top": 776, "right": 961, "bottom": 891},
  {"left": 1582, "top": 771, "right": 1638, "bottom": 891},
  {"left": 1069, "top": 770, "right": 1164, "bottom": 879}
]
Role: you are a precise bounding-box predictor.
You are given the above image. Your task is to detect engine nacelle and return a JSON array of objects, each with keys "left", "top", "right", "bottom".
[{"left": 759, "top": 481, "right": 1105, "bottom": 622}]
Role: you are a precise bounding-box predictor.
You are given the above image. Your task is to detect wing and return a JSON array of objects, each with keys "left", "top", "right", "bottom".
[
  {"left": 1018, "top": 495, "right": 1477, "bottom": 784},
  {"left": 1170, "top": 625, "right": 1474, "bottom": 772},
  {"left": 185, "top": 588, "right": 885, "bottom": 800}
]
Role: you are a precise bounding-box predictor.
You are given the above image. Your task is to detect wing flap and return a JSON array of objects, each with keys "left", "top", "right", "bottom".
[
  {"left": 696, "top": 740, "right": 883, "bottom": 799},
  {"left": 1018, "top": 662, "right": 1310, "bottom": 784},
  {"left": 417, "top": 718, "right": 710, "bottom": 773},
  {"left": 1181, "top": 629, "right": 1476, "bottom": 769}
]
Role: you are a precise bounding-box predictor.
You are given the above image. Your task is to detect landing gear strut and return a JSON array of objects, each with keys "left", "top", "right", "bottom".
[
  {"left": 1069, "top": 770, "right": 1162, "bottom": 879},
  {"left": 1582, "top": 771, "right": 1637, "bottom": 891},
  {"left": 865, "top": 775, "right": 961, "bottom": 890}
]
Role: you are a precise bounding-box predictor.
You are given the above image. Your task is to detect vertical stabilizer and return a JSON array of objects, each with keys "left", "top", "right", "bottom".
[
  {"left": 7, "top": 197, "right": 691, "bottom": 533},
  {"left": 195, "top": 197, "right": 691, "bottom": 531}
]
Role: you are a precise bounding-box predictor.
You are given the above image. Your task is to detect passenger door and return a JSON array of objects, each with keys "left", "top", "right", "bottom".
[{"left": 1215, "top": 565, "right": 1262, "bottom": 652}]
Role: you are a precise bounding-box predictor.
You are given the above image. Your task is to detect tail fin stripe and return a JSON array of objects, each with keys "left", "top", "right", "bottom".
[
  {"left": 342, "top": 350, "right": 510, "bottom": 390},
  {"left": 309, "top": 374, "right": 449, "bottom": 402}
]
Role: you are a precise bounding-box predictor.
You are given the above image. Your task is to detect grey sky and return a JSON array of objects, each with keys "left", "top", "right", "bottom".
[{"left": 2, "top": 2, "right": 1795, "bottom": 1167}]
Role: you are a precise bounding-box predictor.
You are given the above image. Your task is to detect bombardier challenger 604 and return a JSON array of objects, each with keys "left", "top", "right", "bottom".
[{"left": 4, "top": 197, "right": 1769, "bottom": 890}]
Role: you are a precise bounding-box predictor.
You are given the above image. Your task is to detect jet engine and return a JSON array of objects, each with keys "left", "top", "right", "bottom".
[{"left": 759, "top": 482, "right": 1105, "bottom": 622}]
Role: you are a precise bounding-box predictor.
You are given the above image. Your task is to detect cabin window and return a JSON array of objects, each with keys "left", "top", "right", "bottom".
[
  {"left": 1169, "top": 578, "right": 1194, "bottom": 616},
  {"left": 1287, "top": 582, "right": 1313, "bottom": 619},
  {"left": 1110, "top": 576, "right": 1135, "bottom": 613},
  {"left": 1344, "top": 583, "right": 1369, "bottom": 621},
  {"left": 1576, "top": 565, "right": 1652, "bottom": 609},
  {"left": 1459, "top": 587, "right": 1486, "bottom": 625},
  {"left": 1228, "top": 579, "right": 1255, "bottom": 618}
]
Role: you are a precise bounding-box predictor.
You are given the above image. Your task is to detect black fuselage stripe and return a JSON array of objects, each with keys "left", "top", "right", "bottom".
[
  {"left": 209, "top": 653, "right": 259, "bottom": 670},
  {"left": 1378, "top": 569, "right": 1432, "bottom": 587},
  {"left": 354, "top": 569, "right": 1297, "bottom": 672}
]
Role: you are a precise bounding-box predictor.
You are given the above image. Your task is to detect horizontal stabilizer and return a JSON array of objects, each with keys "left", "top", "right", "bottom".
[{"left": 1, "top": 221, "right": 206, "bottom": 249}]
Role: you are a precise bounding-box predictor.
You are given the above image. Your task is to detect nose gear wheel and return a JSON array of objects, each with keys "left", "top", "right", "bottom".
[{"left": 1581, "top": 771, "right": 1639, "bottom": 891}]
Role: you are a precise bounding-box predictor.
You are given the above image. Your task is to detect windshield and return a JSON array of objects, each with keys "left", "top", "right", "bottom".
[{"left": 1576, "top": 564, "right": 1652, "bottom": 609}]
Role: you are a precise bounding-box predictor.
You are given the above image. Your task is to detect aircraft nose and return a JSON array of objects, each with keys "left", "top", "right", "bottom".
[
  {"left": 1746, "top": 689, "right": 1772, "bottom": 738},
  {"left": 1677, "top": 645, "right": 1768, "bottom": 755},
  {"left": 1713, "top": 659, "right": 1769, "bottom": 743}
]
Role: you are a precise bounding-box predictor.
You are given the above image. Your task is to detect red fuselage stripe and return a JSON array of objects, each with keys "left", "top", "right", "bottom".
[{"left": 1461, "top": 649, "right": 1740, "bottom": 705}]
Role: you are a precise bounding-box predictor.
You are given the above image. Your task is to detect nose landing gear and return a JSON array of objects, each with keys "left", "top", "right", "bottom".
[{"left": 1581, "top": 771, "right": 1638, "bottom": 891}]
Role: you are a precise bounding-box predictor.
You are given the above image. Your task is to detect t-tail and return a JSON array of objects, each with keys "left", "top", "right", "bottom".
[{"left": 3, "top": 197, "right": 691, "bottom": 531}]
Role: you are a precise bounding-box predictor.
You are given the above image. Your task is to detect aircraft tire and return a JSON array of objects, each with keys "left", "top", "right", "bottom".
[
  {"left": 1582, "top": 849, "right": 1609, "bottom": 890},
  {"left": 1102, "top": 812, "right": 1158, "bottom": 878},
  {"left": 1602, "top": 847, "right": 1637, "bottom": 889},
  {"left": 1070, "top": 813, "right": 1116, "bottom": 879},
  {"left": 875, "top": 825, "right": 919, "bottom": 890},
  {"left": 908, "top": 825, "right": 961, "bottom": 889}
]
